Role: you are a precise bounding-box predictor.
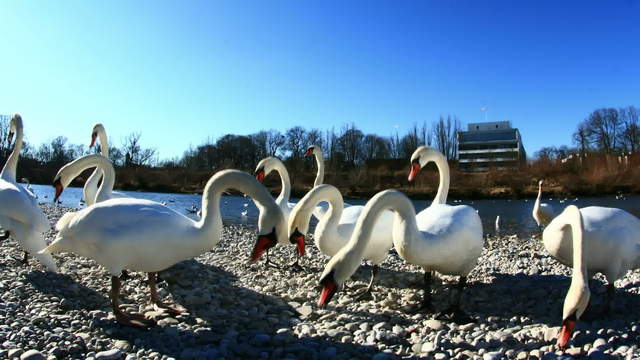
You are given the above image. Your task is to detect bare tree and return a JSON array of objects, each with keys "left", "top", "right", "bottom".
[
  {"left": 266, "top": 129, "right": 285, "bottom": 156},
  {"left": 122, "top": 132, "right": 157, "bottom": 167},
  {"left": 581, "top": 108, "right": 621, "bottom": 153},
  {"left": 620, "top": 106, "right": 639, "bottom": 153},
  {"left": 306, "top": 128, "right": 323, "bottom": 148},
  {"left": 362, "top": 134, "right": 390, "bottom": 160},
  {"left": 285, "top": 126, "right": 308, "bottom": 159},
  {"left": 337, "top": 123, "right": 364, "bottom": 166},
  {"left": 572, "top": 123, "right": 590, "bottom": 155},
  {"left": 432, "top": 115, "right": 460, "bottom": 159}
]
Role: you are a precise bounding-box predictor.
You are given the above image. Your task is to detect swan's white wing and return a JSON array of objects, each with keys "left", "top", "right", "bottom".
[
  {"left": 110, "top": 191, "right": 129, "bottom": 199},
  {"left": 0, "top": 179, "right": 49, "bottom": 233}
]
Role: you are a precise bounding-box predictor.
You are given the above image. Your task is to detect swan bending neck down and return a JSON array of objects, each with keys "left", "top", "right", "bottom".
[
  {"left": 408, "top": 146, "right": 450, "bottom": 205},
  {"left": 533, "top": 180, "right": 555, "bottom": 227},
  {"left": 54, "top": 154, "right": 116, "bottom": 204},
  {"left": 305, "top": 145, "right": 324, "bottom": 187},
  {"left": 84, "top": 123, "right": 110, "bottom": 206},
  {"left": 551, "top": 205, "right": 589, "bottom": 350},
  {"left": 42, "top": 169, "right": 288, "bottom": 327},
  {"left": 0, "top": 114, "right": 57, "bottom": 272},
  {"left": 254, "top": 157, "right": 293, "bottom": 218},
  {"left": 318, "top": 189, "right": 483, "bottom": 319}
]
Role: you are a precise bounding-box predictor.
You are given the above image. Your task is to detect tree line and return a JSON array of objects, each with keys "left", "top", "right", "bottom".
[{"left": 536, "top": 106, "right": 639, "bottom": 161}]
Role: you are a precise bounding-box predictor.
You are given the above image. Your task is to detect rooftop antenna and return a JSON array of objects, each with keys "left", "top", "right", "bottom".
[{"left": 480, "top": 107, "right": 488, "bottom": 122}]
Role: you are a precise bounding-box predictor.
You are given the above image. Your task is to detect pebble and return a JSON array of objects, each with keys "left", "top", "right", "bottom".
[
  {"left": 95, "top": 349, "right": 123, "bottom": 360},
  {"left": 19, "top": 350, "right": 45, "bottom": 360}
]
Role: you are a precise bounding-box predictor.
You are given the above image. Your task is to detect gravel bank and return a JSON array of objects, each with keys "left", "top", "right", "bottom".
[{"left": 0, "top": 204, "right": 639, "bottom": 359}]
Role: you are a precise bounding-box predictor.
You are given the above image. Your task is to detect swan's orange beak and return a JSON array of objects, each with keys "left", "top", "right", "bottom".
[
  {"left": 255, "top": 169, "right": 266, "bottom": 182},
  {"left": 250, "top": 228, "right": 277, "bottom": 262},
  {"left": 90, "top": 132, "right": 97, "bottom": 147},
  {"left": 290, "top": 228, "right": 306, "bottom": 255},
  {"left": 318, "top": 271, "right": 337, "bottom": 307},
  {"left": 557, "top": 316, "right": 576, "bottom": 350},
  {"left": 53, "top": 178, "right": 64, "bottom": 203},
  {"left": 305, "top": 147, "right": 314, "bottom": 156},
  {"left": 408, "top": 161, "right": 421, "bottom": 182}
]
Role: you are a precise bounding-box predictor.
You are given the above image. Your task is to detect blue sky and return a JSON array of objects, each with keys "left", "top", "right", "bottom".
[{"left": 1, "top": 1, "right": 639, "bottom": 160}]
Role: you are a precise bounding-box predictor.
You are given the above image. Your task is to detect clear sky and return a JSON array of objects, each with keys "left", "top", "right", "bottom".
[{"left": 1, "top": 0, "right": 639, "bottom": 160}]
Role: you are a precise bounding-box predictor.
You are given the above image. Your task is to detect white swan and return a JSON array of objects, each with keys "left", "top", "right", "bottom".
[
  {"left": 533, "top": 180, "right": 556, "bottom": 227},
  {"left": 0, "top": 114, "right": 57, "bottom": 272},
  {"left": 84, "top": 124, "right": 127, "bottom": 205},
  {"left": 545, "top": 205, "right": 590, "bottom": 350},
  {"left": 408, "top": 145, "right": 450, "bottom": 205},
  {"left": 288, "top": 184, "right": 394, "bottom": 296},
  {"left": 254, "top": 157, "right": 295, "bottom": 219},
  {"left": 41, "top": 170, "right": 287, "bottom": 327},
  {"left": 543, "top": 205, "right": 640, "bottom": 329},
  {"left": 53, "top": 154, "right": 120, "bottom": 204},
  {"left": 318, "top": 189, "right": 483, "bottom": 320}
]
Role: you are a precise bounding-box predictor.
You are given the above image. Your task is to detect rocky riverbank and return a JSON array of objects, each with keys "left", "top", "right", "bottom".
[{"left": 0, "top": 204, "right": 639, "bottom": 359}]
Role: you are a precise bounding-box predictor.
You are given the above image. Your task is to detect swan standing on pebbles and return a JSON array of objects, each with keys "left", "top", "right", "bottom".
[
  {"left": 41, "top": 170, "right": 287, "bottom": 327},
  {"left": 317, "top": 189, "right": 483, "bottom": 321},
  {"left": 543, "top": 205, "right": 640, "bottom": 322},
  {"left": 288, "top": 184, "right": 394, "bottom": 298},
  {"left": 533, "top": 180, "right": 556, "bottom": 227},
  {"left": 545, "top": 205, "right": 590, "bottom": 350},
  {"left": 0, "top": 115, "right": 57, "bottom": 272}
]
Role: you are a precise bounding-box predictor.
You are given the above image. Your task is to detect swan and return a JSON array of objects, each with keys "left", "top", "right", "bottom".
[
  {"left": 0, "top": 114, "right": 57, "bottom": 272},
  {"left": 41, "top": 169, "right": 287, "bottom": 327},
  {"left": 408, "top": 145, "right": 450, "bottom": 205},
  {"left": 543, "top": 205, "right": 640, "bottom": 322},
  {"left": 84, "top": 124, "right": 127, "bottom": 205},
  {"left": 288, "top": 184, "right": 394, "bottom": 297},
  {"left": 318, "top": 189, "right": 483, "bottom": 321},
  {"left": 545, "top": 205, "right": 590, "bottom": 350},
  {"left": 53, "top": 155, "right": 121, "bottom": 204},
  {"left": 533, "top": 180, "right": 556, "bottom": 227}
]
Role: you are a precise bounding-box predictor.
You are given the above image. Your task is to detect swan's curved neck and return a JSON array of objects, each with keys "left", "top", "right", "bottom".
[
  {"left": 561, "top": 205, "right": 589, "bottom": 321},
  {"left": 313, "top": 149, "right": 325, "bottom": 187},
  {"left": 299, "top": 185, "right": 343, "bottom": 237},
  {"left": 199, "top": 170, "right": 278, "bottom": 235},
  {"left": 60, "top": 155, "right": 115, "bottom": 203},
  {"left": 1, "top": 122, "right": 23, "bottom": 182},
  {"left": 347, "top": 190, "right": 418, "bottom": 262},
  {"left": 433, "top": 155, "right": 450, "bottom": 205},
  {"left": 272, "top": 161, "right": 291, "bottom": 203},
  {"left": 98, "top": 128, "right": 109, "bottom": 157}
]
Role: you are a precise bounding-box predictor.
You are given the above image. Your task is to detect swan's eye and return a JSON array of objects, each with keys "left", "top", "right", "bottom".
[{"left": 305, "top": 147, "right": 314, "bottom": 156}]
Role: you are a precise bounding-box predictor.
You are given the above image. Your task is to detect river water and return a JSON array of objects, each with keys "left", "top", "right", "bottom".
[{"left": 27, "top": 183, "right": 640, "bottom": 238}]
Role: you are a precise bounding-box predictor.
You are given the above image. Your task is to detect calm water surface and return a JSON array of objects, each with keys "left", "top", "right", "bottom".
[{"left": 27, "top": 184, "right": 640, "bottom": 238}]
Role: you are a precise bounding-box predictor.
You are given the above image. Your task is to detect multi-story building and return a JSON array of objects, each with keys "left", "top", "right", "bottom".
[{"left": 457, "top": 121, "right": 526, "bottom": 172}]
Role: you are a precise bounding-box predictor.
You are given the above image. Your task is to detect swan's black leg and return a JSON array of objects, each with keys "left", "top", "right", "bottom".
[
  {"left": 354, "top": 265, "right": 378, "bottom": 300},
  {"left": 264, "top": 249, "right": 281, "bottom": 269},
  {"left": 435, "top": 276, "right": 475, "bottom": 323},
  {"left": 111, "top": 275, "right": 156, "bottom": 327},
  {"left": 0, "top": 230, "right": 10, "bottom": 241},
  {"left": 605, "top": 283, "right": 616, "bottom": 313},
  {"left": 21, "top": 251, "right": 29, "bottom": 265},
  {"left": 119, "top": 270, "right": 131, "bottom": 280},
  {"left": 287, "top": 251, "right": 306, "bottom": 272},
  {"left": 148, "top": 272, "right": 185, "bottom": 315},
  {"left": 420, "top": 270, "right": 434, "bottom": 311}
]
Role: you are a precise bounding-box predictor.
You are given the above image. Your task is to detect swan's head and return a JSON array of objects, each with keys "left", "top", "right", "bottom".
[
  {"left": 287, "top": 201, "right": 312, "bottom": 257},
  {"left": 52, "top": 177, "right": 64, "bottom": 203},
  {"left": 90, "top": 123, "right": 105, "bottom": 147},
  {"left": 557, "top": 274, "right": 590, "bottom": 349},
  {"left": 305, "top": 144, "right": 322, "bottom": 157},
  {"left": 538, "top": 180, "right": 544, "bottom": 188},
  {"left": 7, "top": 114, "right": 23, "bottom": 144},
  {"left": 52, "top": 157, "right": 88, "bottom": 202},
  {"left": 250, "top": 201, "right": 291, "bottom": 261},
  {"left": 408, "top": 145, "right": 444, "bottom": 182},
  {"left": 317, "top": 247, "right": 361, "bottom": 307},
  {"left": 254, "top": 157, "right": 280, "bottom": 182}
]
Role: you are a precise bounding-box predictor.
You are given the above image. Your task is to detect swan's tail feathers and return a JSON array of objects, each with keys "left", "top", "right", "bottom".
[
  {"left": 39, "top": 238, "right": 65, "bottom": 255},
  {"left": 33, "top": 253, "right": 58, "bottom": 273},
  {"left": 55, "top": 211, "right": 78, "bottom": 232}
]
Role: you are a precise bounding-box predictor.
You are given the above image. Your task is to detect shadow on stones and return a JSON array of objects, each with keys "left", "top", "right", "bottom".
[
  {"left": 89, "top": 259, "right": 385, "bottom": 360},
  {"left": 25, "top": 271, "right": 108, "bottom": 311}
]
